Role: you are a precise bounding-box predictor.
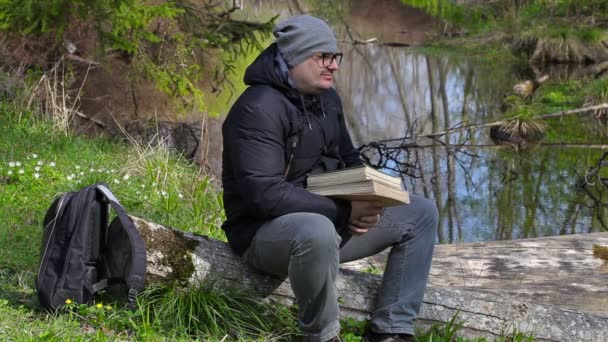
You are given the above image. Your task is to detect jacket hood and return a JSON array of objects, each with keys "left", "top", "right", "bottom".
[{"left": 244, "top": 43, "right": 295, "bottom": 95}]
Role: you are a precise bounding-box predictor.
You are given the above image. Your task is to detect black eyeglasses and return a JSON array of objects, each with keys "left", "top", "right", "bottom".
[{"left": 315, "top": 52, "right": 343, "bottom": 67}]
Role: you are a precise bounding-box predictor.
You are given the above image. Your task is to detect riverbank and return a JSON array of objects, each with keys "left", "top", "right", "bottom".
[
  {"left": 405, "top": 0, "right": 608, "bottom": 150},
  {"left": 408, "top": 0, "right": 608, "bottom": 65}
]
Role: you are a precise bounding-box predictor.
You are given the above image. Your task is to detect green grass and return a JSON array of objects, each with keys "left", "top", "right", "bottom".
[
  {"left": 400, "top": 0, "right": 492, "bottom": 34},
  {"left": 403, "top": 0, "right": 608, "bottom": 54},
  {"left": 509, "top": 0, "right": 608, "bottom": 43},
  {"left": 0, "top": 104, "right": 226, "bottom": 249}
]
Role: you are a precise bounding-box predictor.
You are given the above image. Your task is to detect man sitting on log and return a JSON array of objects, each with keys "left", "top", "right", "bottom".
[{"left": 221, "top": 14, "right": 438, "bottom": 342}]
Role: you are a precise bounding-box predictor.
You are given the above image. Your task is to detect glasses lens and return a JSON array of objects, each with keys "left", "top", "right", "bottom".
[
  {"left": 334, "top": 53, "right": 343, "bottom": 65},
  {"left": 321, "top": 53, "right": 343, "bottom": 67}
]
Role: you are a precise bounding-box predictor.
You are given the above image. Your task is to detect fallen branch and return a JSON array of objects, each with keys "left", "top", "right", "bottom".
[
  {"left": 338, "top": 38, "right": 411, "bottom": 47},
  {"left": 380, "top": 142, "right": 608, "bottom": 149},
  {"left": 538, "top": 103, "right": 608, "bottom": 120},
  {"left": 65, "top": 54, "right": 100, "bottom": 66},
  {"left": 72, "top": 109, "right": 106, "bottom": 128},
  {"left": 338, "top": 37, "right": 378, "bottom": 45},
  {"left": 420, "top": 103, "right": 608, "bottom": 139}
]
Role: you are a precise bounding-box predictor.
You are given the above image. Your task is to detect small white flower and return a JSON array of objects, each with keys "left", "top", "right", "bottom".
[
  {"left": 141, "top": 184, "right": 145, "bottom": 188},
  {"left": 136, "top": 190, "right": 141, "bottom": 194},
  {"left": 144, "top": 196, "right": 148, "bottom": 200},
  {"left": 113, "top": 179, "right": 120, "bottom": 184},
  {"left": 15, "top": 161, "right": 21, "bottom": 167},
  {"left": 79, "top": 172, "right": 84, "bottom": 176},
  {"left": 75, "top": 165, "right": 80, "bottom": 170},
  {"left": 35, "top": 166, "right": 41, "bottom": 171},
  {"left": 110, "top": 169, "right": 115, "bottom": 173},
  {"left": 161, "top": 191, "right": 167, "bottom": 196},
  {"left": 152, "top": 182, "right": 157, "bottom": 187},
  {"left": 67, "top": 175, "right": 74, "bottom": 181},
  {"left": 32, "top": 154, "right": 38, "bottom": 159},
  {"left": 90, "top": 168, "right": 95, "bottom": 172},
  {"left": 37, "top": 161, "right": 44, "bottom": 166},
  {"left": 122, "top": 174, "right": 130, "bottom": 180},
  {"left": 34, "top": 173, "right": 40, "bottom": 179},
  {"left": 8, "top": 162, "right": 15, "bottom": 167},
  {"left": 49, "top": 162, "right": 56, "bottom": 167},
  {"left": 106, "top": 170, "right": 111, "bottom": 174},
  {"left": 18, "top": 169, "right": 24, "bottom": 174},
  {"left": 178, "top": 193, "right": 184, "bottom": 199},
  {"left": 7, "top": 170, "right": 13, "bottom": 175}
]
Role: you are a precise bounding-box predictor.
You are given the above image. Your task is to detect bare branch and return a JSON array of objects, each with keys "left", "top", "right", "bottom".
[{"left": 419, "top": 103, "right": 608, "bottom": 139}]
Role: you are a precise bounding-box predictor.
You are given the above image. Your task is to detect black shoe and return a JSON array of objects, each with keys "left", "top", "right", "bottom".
[{"left": 364, "top": 330, "right": 414, "bottom": 342}]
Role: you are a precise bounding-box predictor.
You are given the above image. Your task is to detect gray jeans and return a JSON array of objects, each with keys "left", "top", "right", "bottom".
[{"left": 241, "top": 194, "right": 438, "bottom": 341}]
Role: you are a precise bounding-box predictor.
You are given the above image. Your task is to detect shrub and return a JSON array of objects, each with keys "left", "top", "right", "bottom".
[{"left": 0, "top": 0, "right": 274, "bottom": 114}]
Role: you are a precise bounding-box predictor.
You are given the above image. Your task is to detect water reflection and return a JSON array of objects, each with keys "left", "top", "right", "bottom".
[
  {"left": 336, "top": 46, "right": 511, "bottom": 144},
  {"left": 334, "top": 38, "right": 607, "bottom": 243}
]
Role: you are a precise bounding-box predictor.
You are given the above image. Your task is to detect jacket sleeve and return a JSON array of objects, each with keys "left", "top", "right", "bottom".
[{"left": 225, "top": 103, "right": 351, "bottom": 227}]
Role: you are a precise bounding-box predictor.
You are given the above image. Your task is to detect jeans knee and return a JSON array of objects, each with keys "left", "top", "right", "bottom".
[
  {"left": 418, "top": 197, "right": 439, "bottom": 230},
  {"left": 292, "top": 213, "right": 339, "bottom": 258},
  {"left": 405, "top": 195, "right": 438, "bottom": 243}
]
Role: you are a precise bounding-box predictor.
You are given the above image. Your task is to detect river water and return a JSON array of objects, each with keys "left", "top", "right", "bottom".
[{"left": 228, "top": 0, "right": 608, "bottom": 243}]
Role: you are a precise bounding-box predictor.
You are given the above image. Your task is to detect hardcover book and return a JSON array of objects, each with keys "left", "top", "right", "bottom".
[{"left": 306, "top": 165, "right": 409, "bottom": 206}]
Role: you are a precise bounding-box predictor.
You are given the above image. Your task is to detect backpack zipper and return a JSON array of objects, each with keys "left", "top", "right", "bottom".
[
  {"left": 57, "top": 191, "right": 90, "bottom": 291},
  {"left": 37, "top": 194, "right": 68, "bottom": 288}
]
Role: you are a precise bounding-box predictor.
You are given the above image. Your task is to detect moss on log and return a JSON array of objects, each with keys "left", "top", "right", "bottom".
[{"left": 136, "top": 218, "right": 198, "bottom": 284}]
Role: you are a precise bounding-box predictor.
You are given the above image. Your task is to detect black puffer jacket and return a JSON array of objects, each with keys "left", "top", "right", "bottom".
[{"left": 221, "top": 43, "right": 362, "bottom": 255}]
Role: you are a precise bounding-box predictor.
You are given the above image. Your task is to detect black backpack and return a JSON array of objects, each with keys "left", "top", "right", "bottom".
[{"left": 36, "top": 183, "right": 147, "bottom": 310}]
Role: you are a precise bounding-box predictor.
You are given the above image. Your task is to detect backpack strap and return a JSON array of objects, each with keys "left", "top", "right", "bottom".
[{"left": 96, "top": 184, "right": 147, "bottom": 309}]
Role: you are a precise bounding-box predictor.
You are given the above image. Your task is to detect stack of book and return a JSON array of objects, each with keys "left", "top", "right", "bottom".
[{"left": 306, "top": 165, "right": 409, "bottom": 206}]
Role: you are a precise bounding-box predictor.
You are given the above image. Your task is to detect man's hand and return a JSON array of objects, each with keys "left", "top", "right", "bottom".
[{"left": 348, "top": 200, "right": 383, "bottom": 235}]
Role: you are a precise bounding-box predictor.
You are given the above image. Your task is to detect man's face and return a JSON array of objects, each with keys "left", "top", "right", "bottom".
[{"left": 289, "top": 52, "right": 342, "bottom": 95}]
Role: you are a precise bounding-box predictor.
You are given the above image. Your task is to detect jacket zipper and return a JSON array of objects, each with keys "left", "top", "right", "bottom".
[{"left": 283, "top": 139, "right": 297, "bottom": 179}]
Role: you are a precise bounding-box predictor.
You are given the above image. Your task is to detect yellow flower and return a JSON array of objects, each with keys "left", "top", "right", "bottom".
[
  {"left": 65, "top": 299, "right": 73, "bottom": 304},
  {"left": 96, "top": 303, "right": 103, "bottom": 308}
]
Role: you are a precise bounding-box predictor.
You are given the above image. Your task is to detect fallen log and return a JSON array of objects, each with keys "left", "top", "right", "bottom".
[
  {"left": 344, "top": 232, "right": 608, "bottom": 315},
  {"left": 132, "top": 216, "right": 608, "bottom": 341}
]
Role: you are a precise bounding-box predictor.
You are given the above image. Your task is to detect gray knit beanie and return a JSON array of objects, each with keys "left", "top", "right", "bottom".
[{"left": 273, "top": 15, "right": 338, "bottom": 67}]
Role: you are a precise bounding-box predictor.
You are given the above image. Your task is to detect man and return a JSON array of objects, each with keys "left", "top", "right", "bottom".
[{"left": 221, "top": 15, "right": 437, "bottom": 342}]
